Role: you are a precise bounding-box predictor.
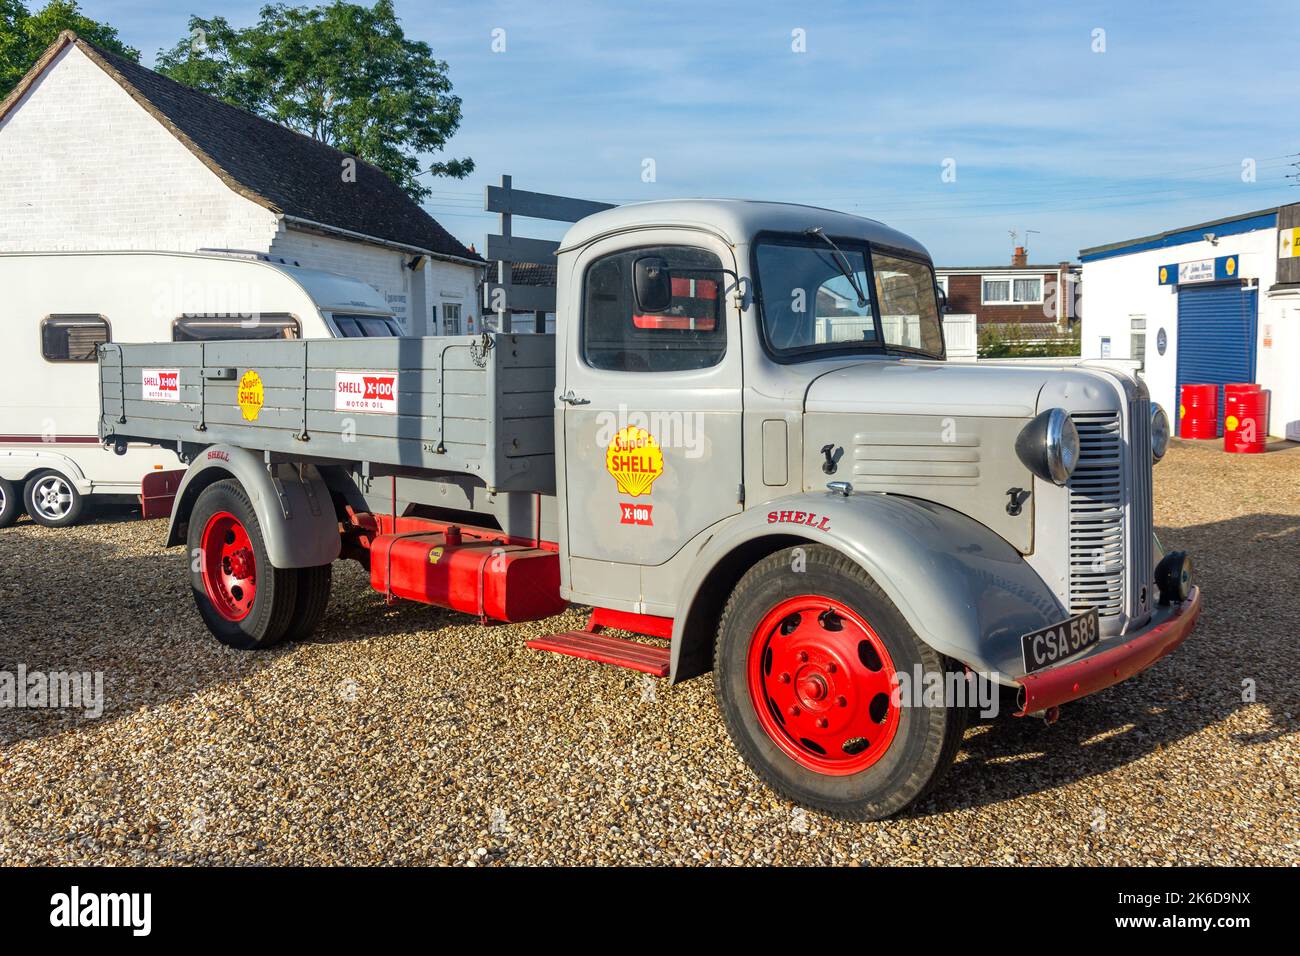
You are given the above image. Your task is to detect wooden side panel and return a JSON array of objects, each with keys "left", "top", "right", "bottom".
[{"left": 99, "top": 333, "right": 558, "bottom": 492}]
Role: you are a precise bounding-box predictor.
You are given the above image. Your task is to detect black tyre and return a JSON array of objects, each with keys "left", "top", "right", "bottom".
[
  {"left": 0, "top": 478, "right": 20, "bottom": 528},
  {"left": 283, "top": 564, "right": 333, "bottom": 642},
  {"left": 188, "top": 479, "right": 298, "bottom": 650},
  {"left": 23, "top": 469, "right": 84, "bottom": 527},
  {"left": 714, "top": 545, "right": 967, "bottom": 821}
]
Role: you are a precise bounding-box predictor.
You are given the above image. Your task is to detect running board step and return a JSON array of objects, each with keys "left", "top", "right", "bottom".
[{"left": 526, "top": 630, "right": 670, "bottom": 677}]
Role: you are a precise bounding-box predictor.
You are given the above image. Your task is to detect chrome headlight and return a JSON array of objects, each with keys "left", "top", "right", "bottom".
[
  {"left": 1015, "top": 408, "right": 1079, "bottom": 486},
  {"left": 1151, "top": 403, "right": 1170, "bottom": 462}
]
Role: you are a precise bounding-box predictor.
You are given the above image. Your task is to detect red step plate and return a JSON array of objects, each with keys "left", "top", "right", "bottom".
[{"left": 526, "top": 630, "right": 670, "bottom": 677}]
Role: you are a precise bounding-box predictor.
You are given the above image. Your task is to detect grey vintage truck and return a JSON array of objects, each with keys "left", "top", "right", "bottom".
[{"left": 98, "top": 200, "right": 1200, "bottom": 819}]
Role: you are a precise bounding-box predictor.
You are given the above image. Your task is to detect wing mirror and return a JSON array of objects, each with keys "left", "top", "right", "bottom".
[{"left": 634, "top": 256, "right": 673, "bottom": 313}]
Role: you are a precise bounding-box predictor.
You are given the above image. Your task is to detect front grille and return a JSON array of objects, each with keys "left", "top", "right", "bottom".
[
  {"left": 1128, "top": 398, "right": 1154, "bottom": 622},
  {"left": 1067, "top": 412, "right": 1125, "bottom": 618}
]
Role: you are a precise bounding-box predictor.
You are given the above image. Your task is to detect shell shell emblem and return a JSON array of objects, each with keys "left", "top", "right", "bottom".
[
  {"left": 237, "top": 370, "right": 264, "bottom": 422},
  {"left": 1225, "top": 257, "right": 1236, "bottom": 276},
  {"left": 605, "top": 426, "right": 664, "bottom": 498}
]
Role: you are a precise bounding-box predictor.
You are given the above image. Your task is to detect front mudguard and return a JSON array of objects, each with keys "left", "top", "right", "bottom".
[{"left": 670, "top": 490, "right": 1067, "bottom": 683}]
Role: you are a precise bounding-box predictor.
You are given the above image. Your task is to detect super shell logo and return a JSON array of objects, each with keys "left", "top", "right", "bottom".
[{"left": 605, "top": 426, "right": 664, "bottom": 497}]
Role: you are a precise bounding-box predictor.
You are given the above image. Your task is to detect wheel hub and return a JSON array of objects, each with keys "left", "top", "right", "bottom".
[
  {"left": 34, "top": 478, "right": 70, "bottom": 518},
  {"left": 200, "top": 511, "right": 257, "bottom": 622},
  {"left": 226, "top": 547, "right": 254, "bottom": 580},
  {"left": 746, "top": 596, "right": 900, "bottom": 775},
  {"left": 798, "top": 672, "right": 829, "bottom": 703}
]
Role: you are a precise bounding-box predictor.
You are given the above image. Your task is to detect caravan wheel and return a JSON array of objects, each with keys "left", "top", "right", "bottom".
[
  {"left": 0, "top": 478, "right": 21, "bottom": 527},
  {"left": 24, "top": 470, "right": 84, "bottom": 527}
]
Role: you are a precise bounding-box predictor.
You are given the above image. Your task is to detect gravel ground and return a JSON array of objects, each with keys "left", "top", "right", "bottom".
[{"left": 1, "top": 440, "right": 1298, "bottom": 866}]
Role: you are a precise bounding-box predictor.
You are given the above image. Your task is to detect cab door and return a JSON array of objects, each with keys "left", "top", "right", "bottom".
[{"left": 558, "top": 232, "right": 743, "bottom": 607}]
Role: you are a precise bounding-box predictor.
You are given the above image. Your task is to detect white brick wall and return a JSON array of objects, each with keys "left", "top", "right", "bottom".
[
  {"left": 0, "top": 44, "right": 277, "bottom": 253},
  {"left": 271, "top": 226, "right": 480, "bottom": 335},
  {"left": 270, "top": 226, "right": 410, "bottom": 324},
  {"left": 427, "top": 259, "right": 481, "bottom": 335},
  {"left": 0, "top": 42, "right": 482, "bottom": 335}
]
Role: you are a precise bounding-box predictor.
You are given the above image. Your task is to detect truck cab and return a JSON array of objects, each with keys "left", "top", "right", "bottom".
[{"left": 99, "top": 200, "right": 1200, "bottom": 820}]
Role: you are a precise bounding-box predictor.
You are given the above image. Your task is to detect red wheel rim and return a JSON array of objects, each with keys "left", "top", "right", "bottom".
[
  {"left": 200, "top": 511, "right": 257, "bottom": 622},
  {"left": 746, "top": 595, "right": 900, "bottom": 776}
]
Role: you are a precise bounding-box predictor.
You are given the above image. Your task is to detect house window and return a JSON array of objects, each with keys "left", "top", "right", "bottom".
[
  {"left": 982, "top": 276, "right": 1043, "bottom": 304},
  {"left": 936, "top": 275, "right": 949, "bottom": 296},
  {"left": 442, "top": 302, "right": 462, "bottom": 335},
  {"left": 583, "top": 245, "right": 726, "bottom": 372},
  {"left": 1130, "top": 315, "right": 1147, "bottom": 371},
  {"left": 42, "top": 315, "right": 110, "bottom": 362},
  {"left": 173, "top": 314, "right": 300, "bottom": 341}
]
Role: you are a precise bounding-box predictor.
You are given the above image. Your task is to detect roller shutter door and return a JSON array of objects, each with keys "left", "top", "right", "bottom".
[{"left": 1175, "top": 284, "right": 1257, "bottom": 436}]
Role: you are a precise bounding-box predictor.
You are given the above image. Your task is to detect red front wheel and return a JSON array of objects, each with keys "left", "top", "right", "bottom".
[
  {"left": 747, "top": 595, "right": 901, "bottom": 775},
  {"left": 188, "top": 479, "right": 298, "bottom": 649},
  {"left": 715, "top": 545, "right": 967, "bottom": 820}
]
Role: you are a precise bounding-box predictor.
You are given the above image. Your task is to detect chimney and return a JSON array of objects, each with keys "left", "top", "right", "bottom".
[{"left": 1011, "top": 245, "right": 1028, "bottom": 267}]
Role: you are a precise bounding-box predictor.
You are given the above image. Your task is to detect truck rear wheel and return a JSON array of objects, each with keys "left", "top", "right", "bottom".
[
  {"left": 0, "top": 478, "right": 20, "bottom": 527},
  {"left": 283, "top": 565, "right": 332, "bottom": 642},
  {"left": 714, "top": 545, "right": 967, "bottom": 821},
  {"left": 188, "top": 479, "right": 298, "bottom": 650}
]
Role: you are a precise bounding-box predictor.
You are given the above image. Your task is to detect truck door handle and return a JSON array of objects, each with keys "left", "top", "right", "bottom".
[{"left": 558, "top": 390, "right": 590, "bottom": 406}]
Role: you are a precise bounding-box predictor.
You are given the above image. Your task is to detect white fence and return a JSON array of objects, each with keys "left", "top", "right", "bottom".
[{"left": 942, "top": 314, "right": 977, "bottom": 361}]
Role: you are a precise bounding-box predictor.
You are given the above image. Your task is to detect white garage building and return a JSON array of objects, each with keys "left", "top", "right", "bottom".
[
  {"left": 0, "top": 31, "right": 483, "bottom": 335},
  {"left": 1080, "top": 203, "right": 1300, "bottom": 440}
]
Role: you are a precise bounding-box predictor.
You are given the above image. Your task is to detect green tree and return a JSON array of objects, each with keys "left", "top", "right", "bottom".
[
  {"left": 156, "top": 1, "right": 472, "bottom": 202},
  {"left": 0, "top": 0, "right": 138, "bottom": 96}
]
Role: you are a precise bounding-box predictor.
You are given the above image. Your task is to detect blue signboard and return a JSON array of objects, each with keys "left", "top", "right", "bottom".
[{"left": 1158, "top": 255, "right": 1239, "bottom": 285}]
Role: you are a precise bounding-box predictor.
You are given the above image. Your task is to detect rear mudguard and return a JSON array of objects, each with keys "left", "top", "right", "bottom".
[
  {"left": 670, "top": 490, "right": 1067, "bottom": 684},
  {"left": 164, "top": 444, "right": 340, "bottom": 568}
]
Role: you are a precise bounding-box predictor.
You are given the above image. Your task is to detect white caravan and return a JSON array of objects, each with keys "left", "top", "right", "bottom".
[{"left": 0, "top": 250, "right": 399, "bottom": 527}]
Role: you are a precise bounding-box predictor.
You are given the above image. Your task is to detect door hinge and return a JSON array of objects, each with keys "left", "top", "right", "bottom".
[{"left": 738, "top": 483, "right": 746, "bottom": 505}]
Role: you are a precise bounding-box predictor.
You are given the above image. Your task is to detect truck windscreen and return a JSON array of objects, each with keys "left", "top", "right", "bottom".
[{"left": 754, "top": 235, "right": 943, "bottom": 359}]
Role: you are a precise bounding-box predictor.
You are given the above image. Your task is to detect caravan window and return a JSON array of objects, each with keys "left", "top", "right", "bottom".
[
  {"left": 332, "top": 314, "right": 403, "bottom": 337},
  {"left": 42, "top": 315, "right": 110, "bottom": 362},
  {"left": 173, "top": 314, "right": 300, "bottom": 342}
]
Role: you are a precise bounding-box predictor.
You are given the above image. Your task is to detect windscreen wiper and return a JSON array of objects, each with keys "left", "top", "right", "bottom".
[{"left": 804, "top": 226, "right": 868, "bottom": 307}]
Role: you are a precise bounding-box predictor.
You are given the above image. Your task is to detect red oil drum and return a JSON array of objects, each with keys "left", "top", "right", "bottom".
[
  {"left": 1179, "top": 384, "right": 1219, "bottom": 439},
  {"left": 1224, "top": 384, "right": 1268, "bottom": 453}
]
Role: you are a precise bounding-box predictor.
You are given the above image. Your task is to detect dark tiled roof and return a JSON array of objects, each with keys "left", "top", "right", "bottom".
[
  {"left": 507, "top": 262, "right": 557, "bottom": 286},
  {"left": 5, "top": 33, "right": 481, "bottom": 264}
]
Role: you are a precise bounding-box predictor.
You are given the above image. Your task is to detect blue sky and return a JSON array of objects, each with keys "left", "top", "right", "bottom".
[{"left": 82, "top": 0, "right": 1299, "bottom": 264}]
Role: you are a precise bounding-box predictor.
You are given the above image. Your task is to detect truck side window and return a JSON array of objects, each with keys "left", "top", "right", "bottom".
[
  {"left": 583, "top": 246, "right": 726, "bottom": 372},
  {"left": 871, "top": 253, "right": 944, "bottom": 354},
  {"left": 41, "top": 315, "right": 110, "bottom": 361}
]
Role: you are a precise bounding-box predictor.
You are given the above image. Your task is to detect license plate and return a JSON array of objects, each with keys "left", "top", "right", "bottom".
[{"left": 1021, "top": 609, "right": 1100, "bottom": 674}]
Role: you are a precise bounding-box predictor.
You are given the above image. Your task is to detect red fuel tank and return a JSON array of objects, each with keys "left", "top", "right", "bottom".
[{"left": 370, "top": 532, "right": 566, "bottom": 622}]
